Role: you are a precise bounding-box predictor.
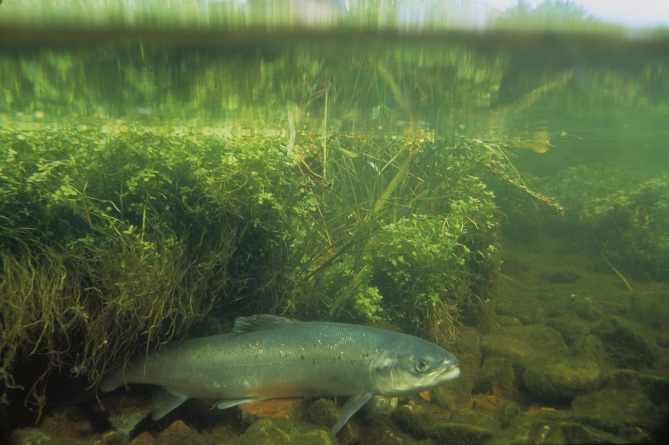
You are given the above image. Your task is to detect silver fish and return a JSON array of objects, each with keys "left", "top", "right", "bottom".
[{"left": 100, "top": 314, "right": 460, "bottom": 434}]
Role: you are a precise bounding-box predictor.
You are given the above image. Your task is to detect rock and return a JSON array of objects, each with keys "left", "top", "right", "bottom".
[
  {"left": 472, "top": 394, "right": 504, "bottom": 415},
  {"left": 480, "top": 335, "right": 537, "bottom": 376},
  {"left": 546, "top": 316, "right": 590, "bottom": 346},
  {"left": 495, "top": 293, "right": 545, "bottom": 325},
  {"left": 237, "top": 418, "right": 336, "bottom": 445},
  {"left": 494, "top": 315, "right": 522, "bottom": 327},
  {"left": 96, "top": 388, "right": 152, "bottom": 438},
  {"left": 475, "top": 357, "right": 515, "bottom": 399},
  {"left": 570, "top": 388, "right": 656, "bottom": 442},
  {"left": 359, "top": 423, "right": 427, "bottom": 445},
  {"left": 500, "top": 325, "right": 569, "bottom": 356},
  {"left": 494, "top": 401, "right": 521, "bottom": 428},
  {"left": 523, "top": 356, "right": 601, "bottom": 400},
  {"left": 391, "top": 403, "right": 437, "bottom": 439},
  {"left": 240, "top": 399, "right": 302, "bottom": 425},
  {"left": 301, "top": 398, "right": 340, "bottom": 430},
  {"left": 432, "top": 375, "right": 473, "bottom": 411},
  {"left": 448, "top": 406, "right": 495, "bottom": 428},
  {"left": 500, "top": 255, "right": 530, "bottom": 275},
  {"left": 11, "top": 405, "right": 126, "bottom": 445},
  {"left": 353, "top": 412, "right": 426, "bottom": 445},
  {"left": 603, "top": 368, "right": 669, "bottom": 405},
  {"left": 393, "top": 404, "right": 493, "bottom": 445},
  {"left": 301, "top": 398, "right": 358, "bottom": 442},
  {"left": 430, "top": 421, "right": 493, "bottom": 445},
  {"left": 156, "top": 420, "right": 208, "bottom": 445},
  {"left": 39, "top": 405, "right": 97, "bottom": 439},
  {"left": 98, "top": 431, "right": 127, "bottom": 445},
  {"left": 11, "top": 428, "right": 60, "bottom": 445},
  {"left": 490, "top": 416, "right": 628, "bottom": 445},
  {"left": 433, "top": 327, "right": 481, "bottom": 409},
  {"left": 362, "top": 395, "right": 398, "bottom": 415},
  {"left": 541, "top": 268, "right": 581, "bottom": 284},
  {"left": 129, "top": 431, "right": 157, "bottom": 445},
  {"left": 570, "top": 334, "right": 608, "bottom": 363},
  {"left": 592, "top": 316, "right": 662, "bottom": 369},
  {"left": 11, "top": 427, "right": 126, "bottom": 445}
]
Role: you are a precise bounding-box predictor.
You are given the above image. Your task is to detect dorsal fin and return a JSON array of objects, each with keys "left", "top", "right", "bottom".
[{"left": 232, "top": 314, "right": 294, "bottom": 333}]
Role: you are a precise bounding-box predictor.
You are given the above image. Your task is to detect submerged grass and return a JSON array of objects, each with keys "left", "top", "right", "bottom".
[{"left": 0, "top": 122, "right": 511, "bottom": 415}]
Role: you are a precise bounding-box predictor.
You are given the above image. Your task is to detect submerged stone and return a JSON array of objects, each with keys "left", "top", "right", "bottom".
[
  {"left": 362, "top": 394, "right": 399, "bottom": 415},
  {"left": 392, "top": 404, "right": 494, "bottom": 445},
  {"left": 546, "top": 316, "right": 590, "bottom": 346},
  {"left": 430, "top": 422, "right": 494, "bottom": 445},
  {"left": 240, "top": 398, "right": 302, "bottom": 425},
  {"left": 475, "top": 357, "right": 515, "bottom": 399},
  {"left": 572, "top": 387, "right": 663, "bottom": 433},
  {"left": 301, "top": 398, "right": 359, "bottom": 442},
  {"left": 603, "top": 368, "right": 669, "bottom": 405},
  {"left": 494, "top": 401, "right": 522, "bottom": 428},
  {"left": 237, "top": 418, "right": 336, "bottom": 445},
  {"left": 592, "top": 316, "right": 662, "bottom": 369},
  {"left": 523, "top": 356, "right": 601, "bottom": 399},
  {"left": 391, "top": 403, "right": 438, "bottom": 439},
  {"left": 480, "top": 335, "right": 537, "bottom": 375},
  {"left": 155, "top": 420, "right": 208, "bottom": 445},
  {"left": 491, "top": 417, "right": 628, "bottom": 445},
  {"left": 501, "top": 325, "right": 569, "bottom": 356}
]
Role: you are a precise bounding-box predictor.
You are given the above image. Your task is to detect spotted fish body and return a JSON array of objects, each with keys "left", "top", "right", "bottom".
[{"left": 100, "top": 315, "right": 460, "bottom": 434}]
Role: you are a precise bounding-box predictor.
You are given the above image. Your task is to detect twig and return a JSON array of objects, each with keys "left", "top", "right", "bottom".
[
  {"left": 499, "top": 272, "right": 534, "bottom": 290},
  {"left": 600, "top": 251, "right": 633, "bottom": 292}
]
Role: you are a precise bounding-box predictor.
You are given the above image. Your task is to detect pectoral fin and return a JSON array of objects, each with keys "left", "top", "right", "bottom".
[
  {"left": 152, "top": 388, "right": 189, "bottom": 420},
  {"left": 216, "top": 398, "right": 262, "bottom": 410},
  {"left": 331, "top": 389, "right": 374, "bottom": 435}
]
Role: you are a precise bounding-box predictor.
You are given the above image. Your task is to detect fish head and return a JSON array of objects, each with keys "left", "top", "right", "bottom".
[{"left": 370, "top": 336, "right": 460, "bottom": 397}]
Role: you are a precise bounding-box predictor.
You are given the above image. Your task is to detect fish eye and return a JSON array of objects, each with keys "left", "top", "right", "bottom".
[{"left": 415, "top": 359, "right": 429, "bottom": 372}]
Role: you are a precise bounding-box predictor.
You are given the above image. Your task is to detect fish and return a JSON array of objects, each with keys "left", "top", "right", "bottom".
[
  {"left": 506, "top": 130, "right": 552, "bottom": 153},
  {"left": 100, "top": 314, "right": 460, "bottom": 435}
]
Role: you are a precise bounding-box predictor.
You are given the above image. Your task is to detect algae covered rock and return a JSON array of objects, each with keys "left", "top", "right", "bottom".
[
  {"left": 300, "top": 398, "right": 359, "bottom": 442},
  {"left": 546, "top": 315, "right": 590, "bottom": 346},
  {"left": 494, "top": 401, "right": 522, "bottom": 428},
  {"left": 523, "top": 356, "right": 601, "bottom": 399},
  {"left": 391, "top": 403, "right": 438, "bottom": 439},
  {"left": 429, "top": 422, "right": 494, "bottom": 445},
  {"left": 156, "top": 420, "right": 208, "bottom": 445},
  {"left": 571, "top": 387, "right": 661, "bottom": 433},
  {"left": 501, "top": 325, "right": 569, "bottom": 356},
  {"left": 237, "top": 418, "right": 335, "bottom": 445},
  {"left": 490, "top": 416, "right": 628, "bottom": 445},
  {"left": 433, "top": 326, "right": 482, "bottom": 409},
  {"left": 475, "top": 357, "right": 515, "bottom": 399},
  {"left": 592, "top": 316, "right": 662, "bottom": 369},
  {"left": 480, "top": 335, "right": 537, "bottom": 374},
  {"left": 603, "top": 368, "right": 669, "bottom": 405},
  {"left": 392, "top": 404, "right": 494, "bottom": 445}
]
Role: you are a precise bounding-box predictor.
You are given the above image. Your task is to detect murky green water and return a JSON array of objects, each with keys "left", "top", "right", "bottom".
[{"left": 1, "top": 1, "right": 668, "bottom": 444}]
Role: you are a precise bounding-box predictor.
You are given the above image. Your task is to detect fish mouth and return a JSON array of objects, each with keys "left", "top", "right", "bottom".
[{"left": 438, "top": 364, "right": 461, "bottom": 381}]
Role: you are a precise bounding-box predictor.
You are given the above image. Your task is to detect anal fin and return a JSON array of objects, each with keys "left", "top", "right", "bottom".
[
  {"left": 216, "top": 398, "right": 262, "bottom": 410},
  {"left": 151, "top": 387, "right": 189, "bottom": 420}
]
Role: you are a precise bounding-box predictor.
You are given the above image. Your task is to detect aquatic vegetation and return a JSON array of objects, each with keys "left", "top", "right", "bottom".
[
  {"left": 0, "top": 124, "right": 247, "bottom": 411},
  {"left": 537, "top": 165, "right": 669, "bottom": 281},
  {"left": 0, "top": 116, "right": 520, "bottom": 413}
]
